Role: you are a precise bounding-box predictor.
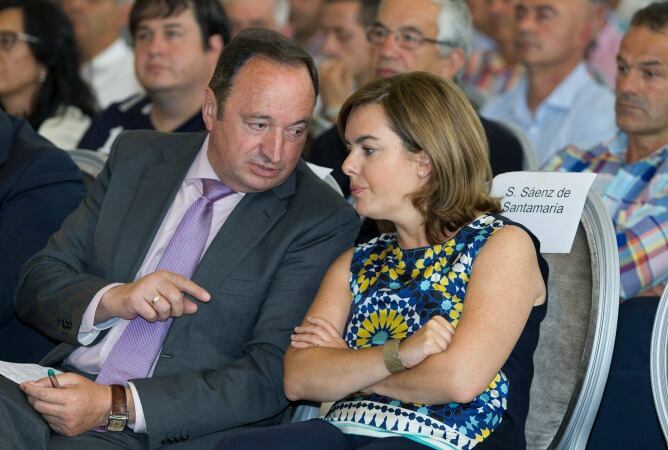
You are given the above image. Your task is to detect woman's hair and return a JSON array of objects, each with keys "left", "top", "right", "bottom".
[
  {"left": 338, "top": 71, "right": 501, "bottom": 244},
  {"left": 0, "top": 0, "right": 96, "bottom": 129}
]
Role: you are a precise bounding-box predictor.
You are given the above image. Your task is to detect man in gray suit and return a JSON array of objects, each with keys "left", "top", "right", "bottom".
[{"left": 1, "top": 28, "right": 359, "bottom": 449}]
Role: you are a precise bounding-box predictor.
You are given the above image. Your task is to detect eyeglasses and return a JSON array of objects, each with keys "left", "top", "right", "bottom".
[
  {"left": 365, "top": 24, "right": 455, "bottom": 51},
  {"left": 0, "top": 31, "right": 39, "bottom": 51}
]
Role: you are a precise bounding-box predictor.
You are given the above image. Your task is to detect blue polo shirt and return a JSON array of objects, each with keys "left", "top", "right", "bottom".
[{"left": 78, "top": 94, "right": 205, "bottom": 154}]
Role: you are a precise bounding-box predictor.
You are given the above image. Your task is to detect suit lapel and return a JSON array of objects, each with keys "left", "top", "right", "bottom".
[
  {"left": 162, "top": 166, "right": 301, "bottom": 349},
  {"left": 195, "top": 191, "right": 287, "bottom": 284},
  {"left": 112, "top": 134, "right": 205, "bottom": 281}
]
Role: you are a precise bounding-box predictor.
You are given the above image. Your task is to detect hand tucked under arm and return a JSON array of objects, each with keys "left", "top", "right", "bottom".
[
  {"left": 286, "top": 315, "right": 455, "bottom": 400},
  {"left": 290, "top": 316, "right": 348, "bottom": 349},
  {"left": 358, "top": 316, "right": 455, "bottom": 395}
]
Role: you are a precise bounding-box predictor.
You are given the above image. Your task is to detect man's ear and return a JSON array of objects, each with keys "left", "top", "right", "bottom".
[
  {"left": 207, "top": 34, "right": 224, "bottom": 57},
  {"left": 437, "top": 47, "right": 466, "bottom": 80},
  {"left": 202, "top": 88, "right": 218, "bottom": 131}
]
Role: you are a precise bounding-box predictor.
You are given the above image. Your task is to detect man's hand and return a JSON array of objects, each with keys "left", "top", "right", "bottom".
[
  {"left": 318, "top": 59, "right": 354, "bottom": 121},
  {"left": 291, "top": 316, "right": 348, "bottom": 349},
  {"left": 96, "top": 270, "right": 211, "bottom": 323},
  {"left": 398, "top": 316, "right": 455, "bottom": 368},
  {"left": 20, "top": 373, "right": 111, "bottom": 437}
]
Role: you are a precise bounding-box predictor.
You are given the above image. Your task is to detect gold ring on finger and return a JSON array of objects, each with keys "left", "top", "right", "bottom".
[{"left": 151, "top": 295, "right": 161, "bottom": 305}]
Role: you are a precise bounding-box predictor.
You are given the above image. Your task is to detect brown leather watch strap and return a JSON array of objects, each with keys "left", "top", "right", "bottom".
[{"left": 110, "top": 384, "right": 127, "bottom": 415}]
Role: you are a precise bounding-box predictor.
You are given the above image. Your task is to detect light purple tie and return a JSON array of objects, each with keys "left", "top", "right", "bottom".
[{"left": 96, "top": 179, "right": 234, "bottom": 385}]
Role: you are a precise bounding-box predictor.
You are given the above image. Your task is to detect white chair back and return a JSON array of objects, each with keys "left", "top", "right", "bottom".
[
  {"left": 496, "top": 119, "right": 540, "bottom": 170},
  {"left": 525, "top": 191, "right": 619, "bottom": 449},
  {"left": 651, "top": 285, "right": 668, "bottom": 444}
]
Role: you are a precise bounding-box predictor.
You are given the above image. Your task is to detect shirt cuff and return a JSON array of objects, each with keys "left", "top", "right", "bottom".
[
  {"left": 127, "top": 382, "right": 147, "bottom": 433},
  {"left": 76, "top": 283, "right": 123, "bottom": 345}
]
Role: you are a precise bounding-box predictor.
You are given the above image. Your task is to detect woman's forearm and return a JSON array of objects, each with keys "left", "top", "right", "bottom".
[
  {"left": 366, "top": 352, "right": 471, "bottom": 405},
  {"left": 284, "top": 345, "right": 391, "bottom": 402}
]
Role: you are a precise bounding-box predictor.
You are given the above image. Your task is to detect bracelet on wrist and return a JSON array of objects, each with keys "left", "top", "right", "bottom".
[{"left": 382, "top": 339, "right": 406, "bottom": 374}]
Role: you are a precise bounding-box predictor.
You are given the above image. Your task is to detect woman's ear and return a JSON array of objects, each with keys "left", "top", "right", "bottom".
[{"left": 417, "top": 152, "right": 432, "bottom": 178}]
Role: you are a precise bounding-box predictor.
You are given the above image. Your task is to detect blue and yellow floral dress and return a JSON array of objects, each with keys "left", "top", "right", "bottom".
[{"left": 325, "top": 213, "right": 548, "bottom": 450}]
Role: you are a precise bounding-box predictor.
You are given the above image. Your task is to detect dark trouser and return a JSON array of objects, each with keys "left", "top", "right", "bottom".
[
  {"left": 215, "top": 419, "right": 429, "bottom": 450},
  {"left": 0, "top": 376, "right": 146, "bottom": 450},
  {"left": 587, "top": 296, "right": 667, "bottom": 449}
]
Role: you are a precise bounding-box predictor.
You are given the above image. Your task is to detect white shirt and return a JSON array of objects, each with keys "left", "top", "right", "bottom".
[
  {"left": 65, "top": 136, "right": 245, "bottom": 432},
  {"left": 80, "top": 39, "right": 143, "bottom": 110},
  {"left": 482, "top": 62, "right": 617, "bottom": 165},
  {"left": 38, "top": 106, "right": 91, "bottom": 150}
]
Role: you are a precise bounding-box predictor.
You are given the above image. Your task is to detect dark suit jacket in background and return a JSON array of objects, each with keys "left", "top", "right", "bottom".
[
  {"left": 15, "top": 130, "right": 359, "bottom": 448},
  {"left": 306, "top": 117, "right": 524, "bottom": 198},
  {"left": 0, "top": 111, "right": 84, "bottom": 363}
]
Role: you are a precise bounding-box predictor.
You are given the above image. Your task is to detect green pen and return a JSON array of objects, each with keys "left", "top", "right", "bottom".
[{"left": 47, "top": 369, "right": 60, "bottom": 389}]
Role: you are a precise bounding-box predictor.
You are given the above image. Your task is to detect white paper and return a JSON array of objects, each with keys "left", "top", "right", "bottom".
[
  {"left": 0, "top": 361, "right": 63, "bottom": 384},
  {"left": 491, "top": 171, "right": 597, "bottom": 253}
]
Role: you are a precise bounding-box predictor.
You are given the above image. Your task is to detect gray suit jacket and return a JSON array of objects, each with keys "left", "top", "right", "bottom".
[{"left": 16, "top": 130, "right": 359, "bottom": 448}]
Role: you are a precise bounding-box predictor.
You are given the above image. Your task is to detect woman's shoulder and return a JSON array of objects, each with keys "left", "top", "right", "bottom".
[
  {"left": 466, "top": 213, "right": 537, "bottom": 244},
  {"left": 471, "top": 213, "right": 549, "bottom": 288}
]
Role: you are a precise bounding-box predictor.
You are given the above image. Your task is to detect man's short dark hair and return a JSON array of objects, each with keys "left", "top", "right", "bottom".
[
  {"left": 358, "top": 0, "right": 381, "bottom": 27},
  {"left": 129, "top": 0, "right": 231, "bottom": 49},
  {"left": 325, "top": 0, "right": 380, "bottom": 27},
  {"left": 631, "top": 2, "right": 668, "bottom": 32},
  {"left": 208, "top": 27, "right": 318, "bottom": 117}
]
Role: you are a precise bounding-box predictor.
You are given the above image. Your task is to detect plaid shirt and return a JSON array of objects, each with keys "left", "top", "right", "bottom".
[{"left": 544, "top": 133, "right": 668, "bottom": 299}]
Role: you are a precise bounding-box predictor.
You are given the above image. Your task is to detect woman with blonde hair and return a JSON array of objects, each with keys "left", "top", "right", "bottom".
[{"left": 217, "top": 71, "right": 547, "bottom": 449}]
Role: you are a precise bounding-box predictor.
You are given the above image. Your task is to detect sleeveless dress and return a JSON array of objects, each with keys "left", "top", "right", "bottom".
[{"left": 324, "top": 213, "right": 548, "bottom": 450}]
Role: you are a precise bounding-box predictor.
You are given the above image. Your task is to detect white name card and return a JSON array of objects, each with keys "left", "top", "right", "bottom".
[{"left": 490, "top": 171, "right": 597, "bottom": 253}]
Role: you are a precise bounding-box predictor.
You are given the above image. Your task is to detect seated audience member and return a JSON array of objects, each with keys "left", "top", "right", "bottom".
[
  {"left": 0, "top": 110, "right": 84, "bottom": 363},
  {"left": 222, "top": 0, "right": 292, "bottom": 37},
  {"left": 0, "top": 0, "right": 96, "bottom": 149},
  {"left": 1, "top": 29, "right": 358, "bottom": 449},
  {"left": 461, "top": 0, "right": 524, "bottom": 107},
  {"left": 466, "top": 0, "right": 496, "bottom": 53},
  {"left": 544, "top": 3, "right": 668, "bottom": 447},
  {"left": 59, "top": 0, "right": 142, "bottom": 109},
  {"left": 482, "top": 0, "right": 617, "bottom": 165},
  {"left": 217, "top": 72, "right": 548, "bottom": 450},
  {"left": 290, "top": 0, "right": 326, "bottom": 58},
  {"left": 78, "top": 0, "right": 229, "bottom": 154},
  {"left": 308, "top": 0, "right": 524, "bottom": 200},
  {"left": 317, "top": 0, "right": 379, "bottom": 124},
  {"left": 587, "top": 0, "right": 624, "bottom": 88}
]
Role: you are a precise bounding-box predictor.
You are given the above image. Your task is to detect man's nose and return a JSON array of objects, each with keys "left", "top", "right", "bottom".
[
  {"left": 616, "top": 69, "right": 640, "bottom": 96},
  {"left": 262, "top": 129, "right": 284, "bottom": 163},
  {"left": 322, "top": 33, "right": 340, "bottom": 58},
  {"left": 146, "top": 33, "right": 168, "bottom": 55},
  {"left": 378, "top": 31, "right": 400, "bottom": 57}
]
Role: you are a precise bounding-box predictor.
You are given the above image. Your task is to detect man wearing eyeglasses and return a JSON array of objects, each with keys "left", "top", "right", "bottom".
[{"left": 307, "top": 0, "right": 524, "bottom": 205}]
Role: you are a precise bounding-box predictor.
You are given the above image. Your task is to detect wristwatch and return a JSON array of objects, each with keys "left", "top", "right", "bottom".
[{"left": 106, "top": 384, "right": 129, "bottom": 432}]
